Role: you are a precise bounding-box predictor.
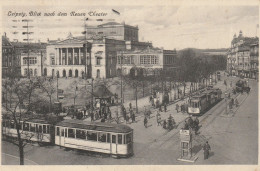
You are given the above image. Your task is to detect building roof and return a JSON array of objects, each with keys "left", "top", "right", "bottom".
[
  {"left": 11, "top": 42, "right": 47, "bottom": 49},
  {"left": 2, "top": 36, "right": 13, "bottom": 47},
  {"left": 93, "top": 85, "right": 114, "bottom": 98},
  {"left": 56, "top": 119, "right": 133, "bottom": 133},
  {"left": 97, "top": 22, "right": 121, "bottom": 27},
  {"left": 238, "top": 45, "right": 250, "bottom": 52}
]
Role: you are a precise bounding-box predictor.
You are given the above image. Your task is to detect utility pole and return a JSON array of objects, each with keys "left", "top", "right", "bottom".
[
  {"left": 22, "top": 19, "right": 33, "bottom": 79},
  {"left": 56, "top": 73, "right": 59, "bottom": 101},
  {"left": 120, "top": 51, "right": 123, "bottom": 104}
]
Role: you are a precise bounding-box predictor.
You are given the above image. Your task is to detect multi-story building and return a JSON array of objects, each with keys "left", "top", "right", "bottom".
[
  {"left": 45, "top": 35, "right": 127, "bottom": 79},
  {"left": 12, "top": 42, "right": 46, "bottom": 77},
  {"left": 2, "top": 34, "right": 14, "bottom": 78},
  {"left": 116, "top": 47, "right": 177, "bottom": 75},
  {"left": 86, "top": 22, "right": 139, "bottom": 41},
  {"left": 250, "top": 42, "right": 259, "bottom": 79},
  {"left": 227, "top": 31, "right": 258, "bottom": 77},
  {"left": 45, "top": 22, "right": 152, "bottom": 79}
]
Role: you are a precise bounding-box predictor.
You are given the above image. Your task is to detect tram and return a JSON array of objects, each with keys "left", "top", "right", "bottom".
[
  {"left": 188, "top": 88, "right": 222, "bottom": 115},
  {"left": 2, "top": 117, "right": 53, "bottom": 144},
  {"left": 55, "top": 119, "right": 133, "bottom": 157}
]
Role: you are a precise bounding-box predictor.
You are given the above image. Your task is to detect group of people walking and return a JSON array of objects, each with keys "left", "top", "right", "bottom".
[{"left": 175, "top": 103, "right": 188, "bottom": 113}]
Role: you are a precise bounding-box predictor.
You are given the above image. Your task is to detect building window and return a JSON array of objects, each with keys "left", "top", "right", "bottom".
[
  {"left": 96, "top": 69, "right": 100, "bottom": 78},
  {"left": 50, "top": 53, "right": 55, "bottom": 65},
  {"left": 96, "top": 57, "right": 101, "bottom": 65},
  {"left": 24, "top": 68, "right": 28, "bottom": 76},
  {"left": 34, "top": 69, "right": 37, "bottom": 76},
  {"left": 117, "top": 55, "right": 121, "bottom": 64},
  {"left": 74, "top": 51, "right": 79, "bottom": 65}
]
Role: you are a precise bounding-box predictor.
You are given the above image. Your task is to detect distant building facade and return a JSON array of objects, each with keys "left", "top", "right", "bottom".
[
  {"left": 2, "top": 35, "right": 14, "bottom": 78},
  {"left": 250, "top": 42, "right": 259, "bottom": 79},
  {"left": 86, "top": 22, "right": 139, "bottom": 41},
  {"left": 116, "top": 48, "right": 177, "bottom": 75},
  {"left": 13, "top": 42, "right": 46, "bottom": 77},
  {"left": 227, "top": 30, "right": 258, "bottom": 77},
  {"left": 45, "top": 22, "right": 152, "bottom": 79}
]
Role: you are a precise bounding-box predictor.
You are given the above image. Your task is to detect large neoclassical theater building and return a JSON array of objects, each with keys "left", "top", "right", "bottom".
[{"left": 44, "top": 22, "right": 152, "bottom": 79}]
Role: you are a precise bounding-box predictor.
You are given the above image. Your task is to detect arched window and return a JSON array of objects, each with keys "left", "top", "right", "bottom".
[
  {"left": 57, "top": 71, "right": 60, "bottom": 78},
  {"left": 44, "top": 68, "right": 47, "bottom": 76},
  {"left": 50, "top": 53, "right": 55, "bottom": 65},
  {"left": 75, "top": 69, "right": 78, "bottom": 77},
  {"left": 96, "top": 69, "right": 100, "bottom": 78},
  {"left": 52, "top": 69, "right": 55, "bottom": 77},
  {"left": 81, "top": 71, "right": 85, "bottom": 78},
  {"left": 34, "top": 69, "right": 37, "bottom": 76},
  {"left": 69, "top": 70, "right": 72, "bottom": 77},
  {"left": 63, "top": 70, "right": 66, "bottom": 77}
]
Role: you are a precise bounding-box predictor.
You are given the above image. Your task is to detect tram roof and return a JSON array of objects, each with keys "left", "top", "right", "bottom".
[{"left": 56, "top": 119, "right": 133, "bottom": 133}]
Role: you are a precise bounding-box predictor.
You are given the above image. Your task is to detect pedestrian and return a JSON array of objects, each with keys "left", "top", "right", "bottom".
[
  {"left": 90, "top": 111, "right": 94, "bottom": 122},
  {"left": 164, "top": 103, "right": 167, "bottom": 112},
  {"left": 99, "top": 108, "right": 102, "bottom": 118},
  {"left": 132, "top": 112, "right": 136, "bottom": 123},
  {"left": 144, "top": 117, "right": 148, "bottom": 128},
  {"left": 159, "top": 104, "right": 163, "bottom": 112},
  {"left": 176, "top": 104, "right": 179, "bottom": 113},
  {"left": 163, "top": 120, "right": 167, "bottom": 129},
  {"left": 156, "top": 111, "right": 161, "bottom": 126},
  {"left": 95, "top": 111, "right": 99, "bottom": 120},
  {"left": 129, "top": 102, "right": 132, "bottom": 110},
  {"left": 235, "top": 98, "right": 239, "bottom": 107},
  {"left": 183, "top": 120, "right": 189, "bottom": 130},
  {"left": 203, "top": 141, "right": 211, "bottom": 160},
  {"left": 101, "top": 117, "right": 105, "bottom": 122},
  {"left": 147, "top": 109, "right": 151, "bottom": 119},
  {"left": 126, "top": 114, "right": 129, "bottom": 124}
]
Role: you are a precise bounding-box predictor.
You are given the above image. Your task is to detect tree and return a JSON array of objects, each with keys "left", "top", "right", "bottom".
[
  {"left": 2, "top": 78, "right": 39, "bottom": 165},
  {"left": 38, "top": 77, "right": 56, "bottom": 112}
]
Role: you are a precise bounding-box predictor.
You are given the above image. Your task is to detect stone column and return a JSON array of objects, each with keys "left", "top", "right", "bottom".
[
  {"left": 59, "top": 48, "right": 61, "bottom": 65},
  {"left": 55, "top": 48, "right": 58, "bottom": 65},
  {"left": 72, "top": 48, "right": 75, "bottom": 65},
  {"left": 66, "top": 48, "right": 68, "bottom": 65},
  {"left": 79, "top": 48, "right": 81, "bottom": 65}
]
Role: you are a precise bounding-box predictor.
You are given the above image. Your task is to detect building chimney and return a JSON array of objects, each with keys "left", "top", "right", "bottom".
[{"left": 4, "top": 32, "right": 6, "bottom": 37}]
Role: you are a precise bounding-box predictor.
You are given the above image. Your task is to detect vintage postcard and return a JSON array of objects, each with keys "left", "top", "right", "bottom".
[{"left": 0, "top": 0, "right": 259, "bottom": 170}]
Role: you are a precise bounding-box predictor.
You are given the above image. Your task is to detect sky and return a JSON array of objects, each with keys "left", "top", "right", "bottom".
[{"left": 2, "top": 5, "right": 259, "bottom": 50}]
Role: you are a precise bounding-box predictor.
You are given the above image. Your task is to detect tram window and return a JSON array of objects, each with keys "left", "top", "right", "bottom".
[
  {"left": 61, "top": 128, "right": 65, "bottom": 136},
  {"left": 36, "top": 124, "right": 39, "bottom": 132},
  {"left": 87, "top": 131, "right": 97, "bottom": 141},
  {"left": 23, "top": 123, "right": 29, "bottom": 131},
  {"left": 68, "top": 129, "right": 75, "bottom": 138},
  {"left": 56, "top": 127, "right": 60, "bottom": 136},
  {"left": 30, "top": 124, "right": 35, "bottom": 132},
  {"left": 76, "top": 129, "right": 86, "bottom": 139},
  {"left": 112, "top": 135, "right": 116, "bottom": 144},
  {"left": 124, "top": 135, "right": 126, "bottom": 144},
  {"left": 98, "top": 132, "right": 106, "bottom": 143},
  {"left": 126, "top": 133, "right": 132, "bottom": 144},
  {"left": 118, "top": 134, "right": 122, "bottom": 144},
  {"left": 46, "top": 125, "right": 50, "bottom": 134},
  {"left": 10, "top": 121, "right": 15, "bottom": 129},
  {"left": 43, "top": 125, "right": 47, "bottom": 133},
  {"left": 107, "top": 133, "right": 110, "bottom": 143}
]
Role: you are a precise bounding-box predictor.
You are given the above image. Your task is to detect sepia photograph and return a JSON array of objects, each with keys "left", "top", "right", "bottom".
[{"left": 1, "top": 0, "right": 259, "bottom": 166}]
